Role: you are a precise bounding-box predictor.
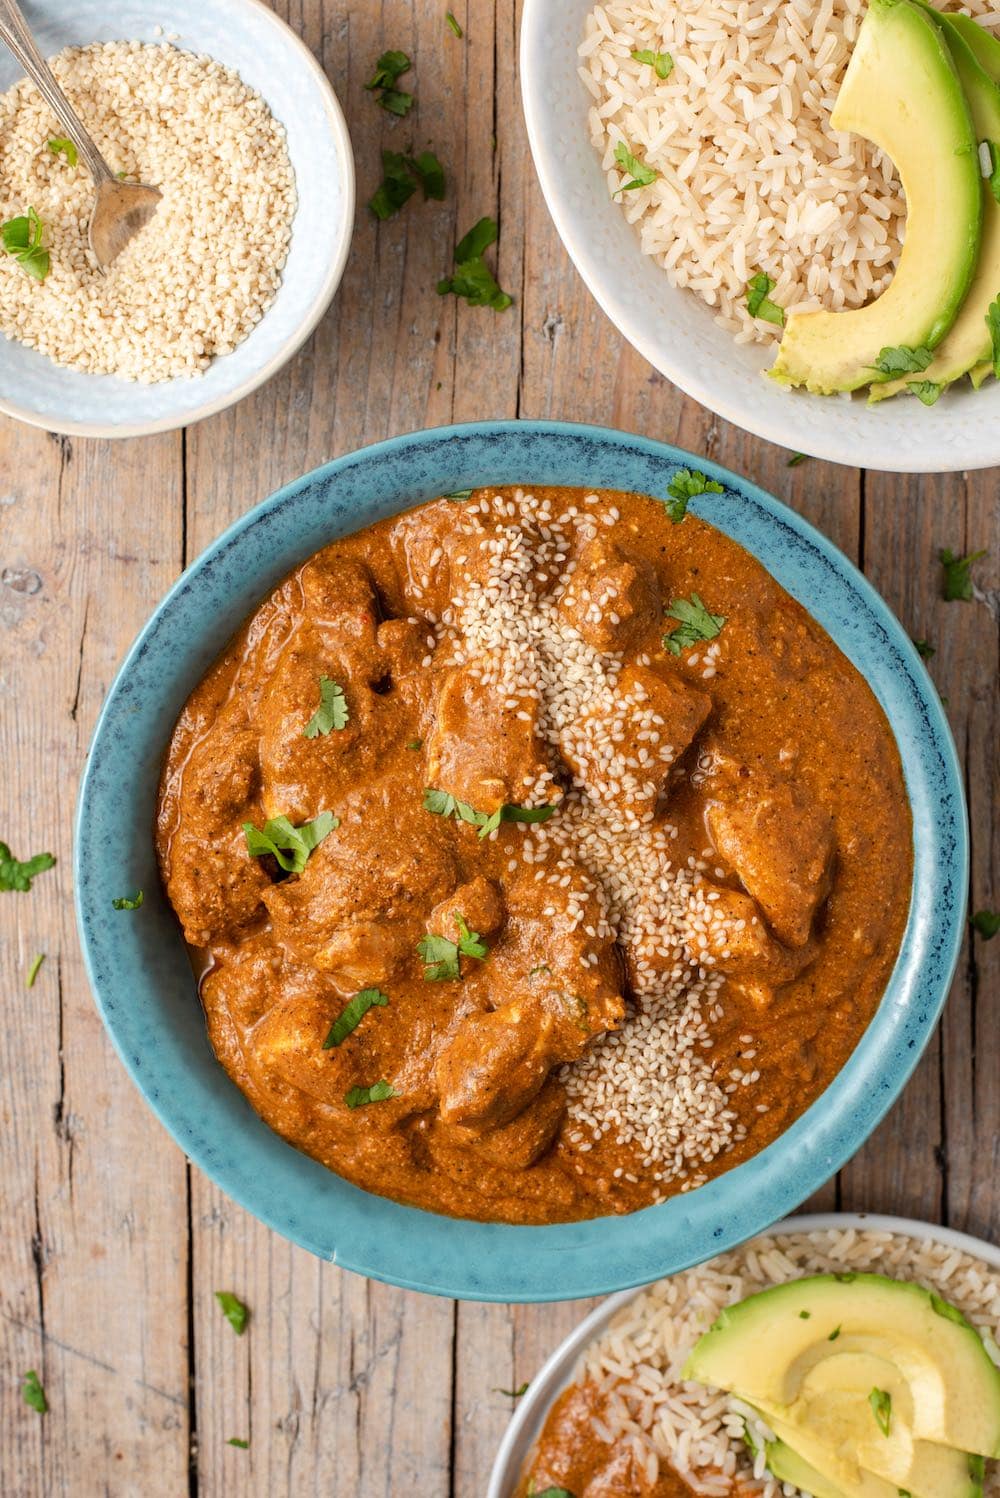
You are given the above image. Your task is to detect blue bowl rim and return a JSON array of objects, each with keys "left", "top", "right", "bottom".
[{"left": 74, "top": 419, "right": 968, "bottom": 1302}]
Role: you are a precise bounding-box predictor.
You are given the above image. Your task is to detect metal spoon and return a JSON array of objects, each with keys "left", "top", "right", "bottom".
[{"left": 0, "top": 0, "right": 160, "bottom": 270}]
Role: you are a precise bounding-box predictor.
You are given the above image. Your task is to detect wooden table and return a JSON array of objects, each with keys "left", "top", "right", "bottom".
[{"left": 2, "top": 2, "right": 997, "bottom": 1493}]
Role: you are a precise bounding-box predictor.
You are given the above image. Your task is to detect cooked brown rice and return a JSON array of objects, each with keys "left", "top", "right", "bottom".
[
  {"left": 570, "top": 1226, "right": 1000, "bottom": 1496},
  {"left": 578, "top": 0, "right": 997, "bottom": 346}
]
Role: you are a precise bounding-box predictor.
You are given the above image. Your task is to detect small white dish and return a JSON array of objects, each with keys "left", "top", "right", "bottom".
[
  {"left": 486, "top": 1211, "right": 1000, "bottom": 1497},
  {"left": 0, "top": 0, "right": 354, "bottom": 437},
  {"left": 519, "top": 0, "right": 1000, "bottom": 473}
]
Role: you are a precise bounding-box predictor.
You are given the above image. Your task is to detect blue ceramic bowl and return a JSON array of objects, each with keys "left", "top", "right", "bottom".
[
  {"left": 75, "top": 422, "right": 967, "bottom": 1302},
  {"left": 0, "top": 0, "right": 353, "bottom": 438}
]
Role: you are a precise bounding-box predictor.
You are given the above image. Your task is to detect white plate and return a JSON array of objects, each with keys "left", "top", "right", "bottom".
[
  {"left": 0, "top": 0, "right": 354, "bottom": 437},
  {"left": 486, "top": 1212, "right": 1000, "bottom": 1498},
  {"left": 519, "top": 0, "right": 1000, "bottom": 473}
]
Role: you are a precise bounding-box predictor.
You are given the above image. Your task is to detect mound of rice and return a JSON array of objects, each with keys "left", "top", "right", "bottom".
[
  {"left": 573, "top": 1226, "right": 1000, "bottom": 1496},
  {"left": 579, "top": 0, "right": 995, "bottom": 345}
]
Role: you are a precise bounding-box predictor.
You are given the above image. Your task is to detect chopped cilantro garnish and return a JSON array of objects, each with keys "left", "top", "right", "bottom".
[
  {"left": 1, "top": 842, "right": 55, "bottom": 892},
  {"left": 613, "top": 139, "right": 657, "bottom": 192},
  {"left": 663, "top": 593, "right": 726, "bottom": 654},
  {"left": 437, "top": 216, "right": 511, "bottom": 310},
  {"left": 410, "top": 150, "right": 446, "bottom": 200},
  {"left": 215, "top": 1291, "right": 249, "bottom": 1335},
  {"left": 345, "top": 1079, "right": 395, "bottom": 1108},
  {"left": 443, "top": 488, "right": 474, "bottom": 501},
  {"left": 243, "top": 812, "right": 337, "bottom": 875},
  {"left": 987, "top": 297, "right": 1000, "bottom": 379},
  {"left": 870, "top": 345, "right": 933, "bottom": 376},
  {"left": 798, "top": 1310, "right": 811, "bottom": 1319},
  {"left": 1, "top": 207, "right": 49, "bottom": 281},
  {"left": 477, "top": 802, "right": 555, "bottom": 838},
  {"left": 971, "top": 910, "right": 1000, "bottom": 940},
  {"left": 324, "top": 988, "right": 390, "bottom": 1048},
  {"left": 26, "top": 952, "right": 45, "bottom": 988},
  {"left": 422, "top": 787, "right": 554, "bottom": 838},
  {"left": 227, "top": 1437, "right": 249, "bottom": 1448},
  {"left": 746, "top": 271, "right": 785, "bottom": 328},
  {"left": 787, "top": 452, "right": 808, "bottom": 467},
  {"left": 369, "top": 150, "right": 445, "bottom": 220},
  {"left": 21, "top": 1370, "right": 47, "bottom": 1413},
  {"left": 940, "top": 546, "right": 987, "bottom": 602},
  {"left": 406, "top": 738, "right": 423, "bottom": 750},
  {"left": 664, "top": 469, "right": 723, "bottom": 522},
  {"left": 912, "top": 638, "right": 935, "bottom": 660},
  {"left": 365, "top": 50, "right": 413, "bottom": 116},
  {"left": 908, "top": 380, "right": 941, "bottom": 407},
  {"left": 446, "top": 10, "right": 463, "bottom": 37},
  {"left": 418, "top": 913, "right": 489, "bottom": 981},
  {"left": 304, "top": 675, "right": 349, "bottom": 736},
  {"left": 631, "top": 48, "right": 673, "bottom": 79},
  {"left": 530, "top": 1489, "right": 574, "bottom": 1498},
  {"left": 828, "top": 1325, "right": 841, "bottom": 1341},
  {"left": 112, "top": 890, "right": 143, "bottom": 910},
  {"left": 869, "top": 1387, "right": 892, "bottom": 1437},
  {"left": 495, "top": 1380, "right": 530, "bottom": 1397},
  {"left": 47, "top": 137, "right": 78, "bottom": 167}
]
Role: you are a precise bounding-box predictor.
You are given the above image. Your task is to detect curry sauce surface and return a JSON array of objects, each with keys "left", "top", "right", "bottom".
[{"left": 156, "top": 488, "right": 911, "bottom": 1223}]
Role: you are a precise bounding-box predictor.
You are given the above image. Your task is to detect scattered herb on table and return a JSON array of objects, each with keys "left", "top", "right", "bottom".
[
  {"left": 869, "top": 1387, "right": 892, "bottom": 1437},
  {"left": 437, "top": 216, "right": 511, "bottom": 310},
  {"left": 939, "top": 546, "right": 987, "bottom": 602},
  {"left": 663, "top": 593, "right": 726, "bottom": 654},
  {"left": 112, "top": 890, "right": 144, "bottom": 910},
  {"left": 1, "top": 207, "right": 49, "bottom": 281},
  {"left": 631, "top": 48, "right": 673, "bottom": 79},
  {"left": 323, "top": 988, "right": 389, "bottom": 1047},
  {"left": 21, "top": 1370, "right": 47, "bottom": 1414},
  {"left": 369, "top": 149, "right": 445, "bottom": 220},
  {"left": 409, "top": 150, "right": 445, "bottom": 200},
  {"left": 908, "top": 379, "right": 941, "bottom": 407},
  {"left": 445, "top": 10, "right": 463, "bottom": 37},
  {"left": 0, "top": 842, "right": 55, "bottom": 892},
  {"left": 495, "top": 1380, "right": 530, "bottom": 1397},
  {"left": 365, "top": 50, "right": 414, "bottom": 117},
  {"left": 26, "top": 952, "right": 45, "bottom": 988},
  {"left": 243, "top": 812, "right": 338, "bottom": 875},
  {"left": 215, "top": 1291, "right": 249, "bottom": 1335},
  {"left": 664, "top": 469, "right": 723, "bottom": 522},
  {"left": 869, "top": 345, "right": 932, "bottom": 377},
  {"left": 746, "top": 271, "right": 785, "bottom": 328},
  {"left": 227, "top": 1437, "right": 249, "bottom": 1448},
  {"left": 988, "top": 297, "right": 1000, "bottom": 379},
  {"left": 971, "top": 910, "right": 1000, "bottom": 940},
  {"left": 47, "top": 137, "right": 78, "bottom": 167},
  {"left": 345, "top": 1080, "right": 395, "bottom": 1108},
  {"left": 304, "top": 675, "right": 349, "bottom": 736},
  {"left": 912, "top": 638, "right": 935, "bottom": 660},
  {"left": 613, "top": 139, "right": 657, "bottom": 192},
  {"left": 787, "top": 452, "right": 808, "bottom": 467}
]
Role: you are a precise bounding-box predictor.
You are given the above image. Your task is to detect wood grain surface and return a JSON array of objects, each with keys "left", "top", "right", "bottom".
[{"left": 1, "top": 2, "right": 997, "bottom": 1494}]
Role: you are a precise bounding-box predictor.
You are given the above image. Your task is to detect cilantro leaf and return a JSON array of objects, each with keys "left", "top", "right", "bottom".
[
  {"left": 455, "top": 913, "right": 489, "bottom": 960},
  {"left": 26, "top": 953, "right": 45, "bottom": 988},
  {"left": 631, "top": 48, "right": 673, "bottom": 79},
  {"left": 530, "top": 1490, "right": 574, "bottom": 1498},
  {"left": 912, "top": 638, "right": 935, "bottom": 660},
  {"left": 828, "top": 1325, "right": 842, "bottom": 1341},
  {"left": 409, "top": 150, "right": 445, "bottom": 200},
  {"left": 304, "top": 675, "right": 349, "bottom": 736},
  {"left": 869, "top": 1387, "right": 892, "bottom": 1437},
  {"left": 613, "top": 139, "right": 657, "bottom": 192},
  {"left": 365, "top": 50, "right": 413, "bottom": 116},
  {"left": 418, "top": 931, "right": 461, "bottom": 981},
  {"left": 369, "top": 150, "right": 418, "bottom": 220},
  {"left": 112, "top": 890, "right": 144, "bottom": 910},
  {"left": 870, "top": 345, "right": 933, "bottom": 377},
  {"left": 446, "top": 11, "right": 463, "bottom": 37},
  {"left": 345, "top": 1079, "right": 395, "bottom": 1108},
  {"left": 443, "top": 488, "right": 473, "bottom": 501},
  {"left": 21, "top": 1370, "right": 47, "bottom": 1414},
  {"left": 664, "top": 469, "right": 723, "bottom": 521},
  {"left": 746, "top": 271, "right": 785, "bottom": 327},
  {"left": 227, "top": 1438, "right": 249, "bottom": 1448},
  {"left": 48, "top": 137, "right": 78, "bottom": 167},
  {"left": 787, "top": 452, "right": 808, "bottom": 467},
  {"left": 422, "top": 787, "right": 553, "bottom": 838},
  {"left": 907, "top": 380, "right": 941, "bottom": 407},
  {"left": 663, "top": 593, "right": 726, "bottom": 654},
  {"left": 0, "top": 841, "right": 56, "bottom": 892},
  {"left": 423, "top": 787, "right": 482, "bottom": 823},
  {"left": 437, "top": 217, "right": 511, "bottom": 310},
  {"left": 495, "top": 1380, "right": 530, "bottom": 1397},
  {"left": 939, "top": 547, "right": 987, "bottom": 602},
  {"left": 1, "top": 207, "right": 49, "bottom": 281},
  {"left": 971, "top": 909, "right": 1000, "bottom": 940},
  {"left": 323, "top": 988, "right": 389, "bottom": 1047},
  {"left": 987, "top": 296, "right": 1000, "bottom": 379},
  {"left": 475, "top": 802, "right": 555, "bottom": 839},
  {"left": 243, "top": 812, "right": 338, "bottom": 875},
  {"left": 215, "top": 1291, "right": 248, "bottom": 1335},
  {"left": 406, "top": 737, "right": 423, "bottom": 750}
]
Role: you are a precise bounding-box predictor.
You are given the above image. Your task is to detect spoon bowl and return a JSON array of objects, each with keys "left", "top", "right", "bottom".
[{"left": 89, "top": 176, "right": 161, "bottom": 270}]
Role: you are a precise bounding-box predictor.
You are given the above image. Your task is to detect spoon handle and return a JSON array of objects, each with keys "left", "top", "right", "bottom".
[{"left": 0, "top": 0, "right": 113, "bottom": 184}]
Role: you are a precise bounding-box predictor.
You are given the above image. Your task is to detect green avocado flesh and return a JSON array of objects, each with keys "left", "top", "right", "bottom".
[
  {"left": 872, "top": 11, "right": 1000, "bottom": 402},
  {"left": 683, "top": 1274, "right": 1000, "bottom": 1483},
  {"left": 770, "top": 0, "right": 982, "bottom": 394},
  {"left": 762, "top": 1431, "right": 850, "bottom": 1497}
]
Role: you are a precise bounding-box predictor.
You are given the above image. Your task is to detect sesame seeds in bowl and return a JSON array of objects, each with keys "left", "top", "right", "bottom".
[{"left": 0, "top": 0, "right": 353, "bottom": 436}]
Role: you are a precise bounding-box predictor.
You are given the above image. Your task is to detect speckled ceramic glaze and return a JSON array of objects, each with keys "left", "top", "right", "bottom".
[
  {"left": 520, "top": 0, "right": 1000, "bottom": 473},
  {"left": 0, "top": 0, "right": 353, "bottom": 437},
  {"left": 75, "top": 423, "right": 967, "bottom": 1302},
  {"left": 486, "top": 1212, "right": 1000, "bottom": 1497}
]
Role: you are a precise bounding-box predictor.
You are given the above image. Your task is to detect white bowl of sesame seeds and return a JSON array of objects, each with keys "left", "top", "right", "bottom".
[{"left": 0, "top": 0, "right": 353, "bottom": 437}]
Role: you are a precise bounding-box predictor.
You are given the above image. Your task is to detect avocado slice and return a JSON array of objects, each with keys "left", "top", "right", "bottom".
[
  {"left": 760, "top": 1430, "right": 852, "bottom": 1498},
  {"left": 682, "top": 1273, "right": 1000, "bottom": 1458},
  {"left": 770, "top": 0, "right": 982, "bottom": 394},
  {"left": 871, "top": 11, "right": 1000, "bottom": 402}
]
